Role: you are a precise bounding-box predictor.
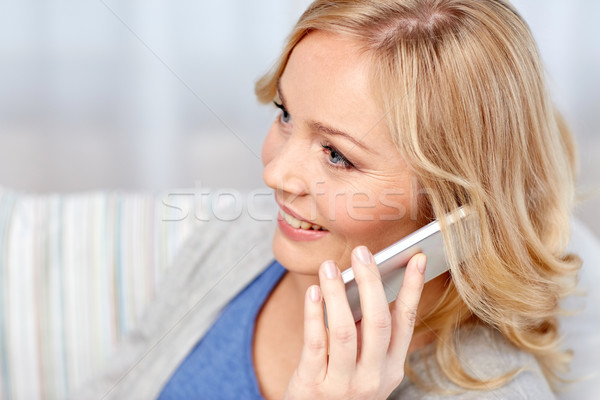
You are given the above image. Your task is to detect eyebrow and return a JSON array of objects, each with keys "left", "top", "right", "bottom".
[
  {"left": 308, "top": 121, "right": 372, "bottom": 153},
  {"left": 276, "top": 78, "right": 373, "bottom": 154}
]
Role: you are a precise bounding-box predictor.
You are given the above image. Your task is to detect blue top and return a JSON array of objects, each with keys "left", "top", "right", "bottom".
[{"left": 158, "top": 260, "right": 287, "bottom": 400}]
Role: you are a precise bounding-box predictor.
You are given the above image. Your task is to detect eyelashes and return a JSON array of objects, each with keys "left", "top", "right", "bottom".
[
  {"left": 272, "top": 100, "right": 355, "bottom": 171},
  {"left": 321, "top": 142, "right": 354, "bottom": 170},
  {"left": 273, "top": 101, "right": 291, "bottom": 125}
]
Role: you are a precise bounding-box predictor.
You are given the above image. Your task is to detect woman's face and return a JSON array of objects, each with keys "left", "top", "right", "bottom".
[{"left": 262, "top": 31, "right": 422, "bottom": 274}]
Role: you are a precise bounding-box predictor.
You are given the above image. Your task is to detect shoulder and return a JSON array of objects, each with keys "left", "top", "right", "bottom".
[
  {"left": 390, "top": 325, "right": 555, "bottom": 399},
  {"left": 69, "top": 192, "right": 278, "bottom": 399}
]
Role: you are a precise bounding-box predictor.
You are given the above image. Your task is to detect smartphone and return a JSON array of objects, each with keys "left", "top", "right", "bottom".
[{"left": 341, "top": 206, "right": 472, "bottom": 322}]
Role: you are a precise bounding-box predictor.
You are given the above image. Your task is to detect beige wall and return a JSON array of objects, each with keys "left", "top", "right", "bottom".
[{"left": 0, "top": 0, "right": 598, "bottom": 236}]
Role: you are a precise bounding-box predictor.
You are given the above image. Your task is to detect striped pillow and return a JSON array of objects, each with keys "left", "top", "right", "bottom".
[{"left": 0, "top": 187, "right": 200, "bottom": 399}]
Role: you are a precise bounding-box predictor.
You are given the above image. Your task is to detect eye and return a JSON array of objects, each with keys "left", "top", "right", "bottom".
[
  {"left": 321, "top": 142, "right": 354, "bottom": 170},
  {"left": 273, "top": 101, "right": 291, "bottom": 125}
]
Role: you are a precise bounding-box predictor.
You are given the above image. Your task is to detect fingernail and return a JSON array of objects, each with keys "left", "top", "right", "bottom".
[
  {"left": 416, "top": 254, "right": 426, "bottom": 274},
  {"left": 309, "top": 285, "right": 321, "bottom": 303},
  {"left": 323, "top": 260, "right": 338, "bottom": 280},
  {"left": 355, "top": 246, "right": 372, "bottom": 265}
]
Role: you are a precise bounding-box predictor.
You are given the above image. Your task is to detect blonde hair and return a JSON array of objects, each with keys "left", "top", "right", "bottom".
[{"left": 256, "top": 0, "right": 580, "bottom": 392}]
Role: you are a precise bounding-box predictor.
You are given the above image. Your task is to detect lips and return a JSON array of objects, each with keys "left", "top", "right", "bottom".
[
  {"left": 275, "top": 200, "right": 329, "bottom": 241},
  {"left": 279, "top": 209, "right": 325, "bottom": 231}
]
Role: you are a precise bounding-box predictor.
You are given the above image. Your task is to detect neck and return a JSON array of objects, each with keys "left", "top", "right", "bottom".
[{"left": 280, "top": 270, "right": 320, "bottom": 302}]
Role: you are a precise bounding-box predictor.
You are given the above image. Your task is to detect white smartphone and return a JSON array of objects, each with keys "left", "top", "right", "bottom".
[{"left": 341, "top": 206, "right": 472, "bottom": 322}]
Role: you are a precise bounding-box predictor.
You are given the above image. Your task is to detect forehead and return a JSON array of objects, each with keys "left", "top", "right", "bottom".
[{"left": 280, "top": 31, "right": 394, "bottom": 151}]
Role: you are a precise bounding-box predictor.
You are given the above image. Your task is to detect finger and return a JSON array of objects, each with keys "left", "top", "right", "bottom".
[
  {"left": 351, "top": 246, "right": 392, "bottom": 368},
  {"left": 387, "top": 253, "right": 426, "bottom": 366},
  {"left": 295, "top": 285, "right": 328, "bottom": 383},
  {"left": 319, "top": 260, "right": 357, "bottom": 385}
]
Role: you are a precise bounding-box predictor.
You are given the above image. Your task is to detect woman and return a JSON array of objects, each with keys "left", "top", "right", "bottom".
[{"left": 79, "top": 0, "right": 580, "bottom": 399}]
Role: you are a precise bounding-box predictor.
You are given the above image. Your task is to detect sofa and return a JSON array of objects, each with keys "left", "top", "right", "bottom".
[{"left": 0, "top": 186, "right": 598, "bottom": 399}]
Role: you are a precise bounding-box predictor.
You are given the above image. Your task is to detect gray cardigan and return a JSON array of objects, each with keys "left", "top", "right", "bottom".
[{"left": 71, "top": 214, "right": 554, "bottom": 399}]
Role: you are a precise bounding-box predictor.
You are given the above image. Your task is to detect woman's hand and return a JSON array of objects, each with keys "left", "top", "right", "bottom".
[{"left": 283, "top": 246, "right": 426, "bottom": 400}]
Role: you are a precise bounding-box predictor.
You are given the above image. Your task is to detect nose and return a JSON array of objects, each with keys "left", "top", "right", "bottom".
[{"left": 262, "top": 131, "right": 310, "bottom": 197}]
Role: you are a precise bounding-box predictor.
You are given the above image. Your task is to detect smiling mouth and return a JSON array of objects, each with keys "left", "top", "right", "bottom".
[{"left": 279, "top": 209, "right": 327, "bottom": 231}]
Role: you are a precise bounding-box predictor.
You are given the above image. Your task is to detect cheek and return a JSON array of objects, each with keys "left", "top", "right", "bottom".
[
  {"left": 321, "top": 184, "right": 419, "bottom": 252},
  {"left": 261, "top": 123, "right": 279, "bottom": 167}
]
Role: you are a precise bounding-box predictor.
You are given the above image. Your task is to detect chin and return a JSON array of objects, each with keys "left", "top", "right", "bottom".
[{"left": 271, "top": 229, "right": 328, "bottom": 276}]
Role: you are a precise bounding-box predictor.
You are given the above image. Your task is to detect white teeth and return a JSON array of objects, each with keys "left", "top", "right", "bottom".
[
  {"left": 283, "top": 211, "right": 301, "bottom": 228},
  {"left": 280, "top": 209, "right": 325, "bottom": 231}
]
